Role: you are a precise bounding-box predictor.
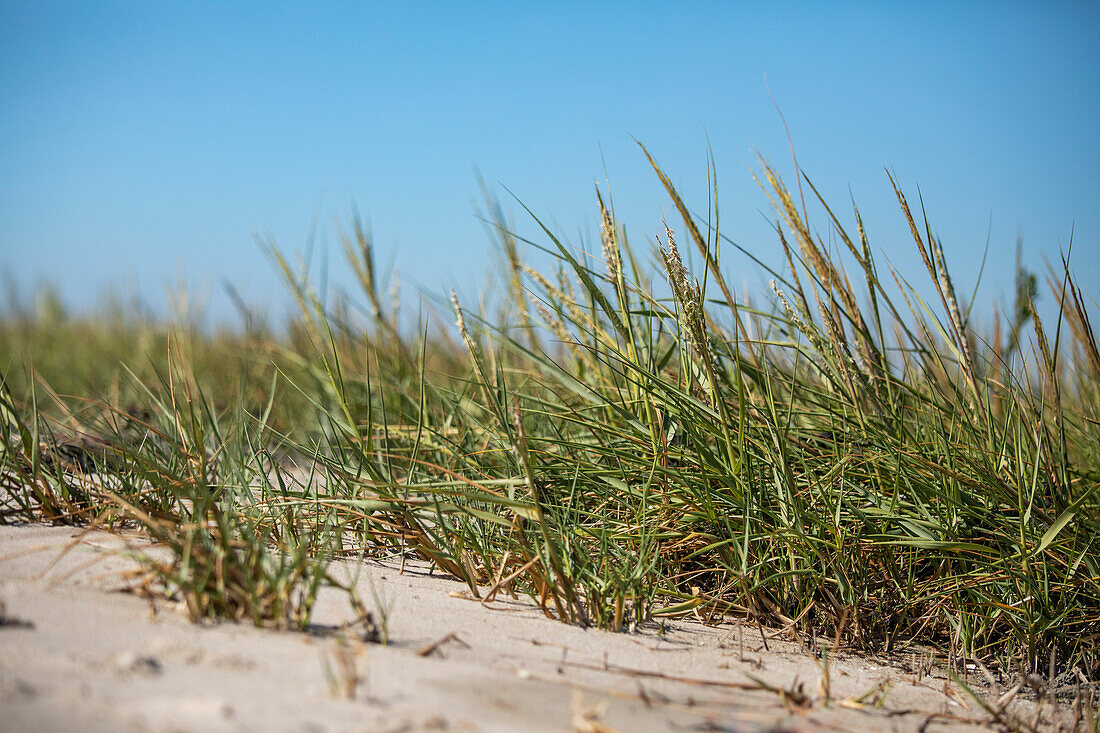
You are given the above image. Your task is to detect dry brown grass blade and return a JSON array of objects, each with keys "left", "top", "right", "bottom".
[{"left": 415, "top": 631, "right": 469, "bottom": 657}]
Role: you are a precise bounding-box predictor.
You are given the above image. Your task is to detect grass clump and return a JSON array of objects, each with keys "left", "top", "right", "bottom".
[{"left": 2, "top": 145, "right": 1098, "bottom": 686}]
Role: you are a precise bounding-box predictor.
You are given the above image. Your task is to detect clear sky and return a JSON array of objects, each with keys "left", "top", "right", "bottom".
[{"left": 2, "top": 2, "right": 1097, "bottom": 330}]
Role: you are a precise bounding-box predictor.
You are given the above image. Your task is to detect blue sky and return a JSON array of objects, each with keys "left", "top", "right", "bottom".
[{"left": 1, "top": 2, "right": 1097, "bottom": 330}]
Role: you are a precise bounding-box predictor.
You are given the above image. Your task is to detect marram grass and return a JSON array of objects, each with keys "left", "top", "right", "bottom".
[{"left": 2, "top": 148, "right": 1098, "bottom": 687}]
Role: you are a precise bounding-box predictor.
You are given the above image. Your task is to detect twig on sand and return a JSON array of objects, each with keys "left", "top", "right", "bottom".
[{"left": 416, "top": 631, "right": 469, "bottom": 657}]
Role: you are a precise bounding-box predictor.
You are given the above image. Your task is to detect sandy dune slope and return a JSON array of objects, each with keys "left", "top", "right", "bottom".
[{"left": 0, "top": 524, "right": 1069, "bottom": 732}]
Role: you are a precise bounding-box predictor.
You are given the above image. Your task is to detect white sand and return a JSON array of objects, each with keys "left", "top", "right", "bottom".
[{"left": 0, "top": 524, "right": 1068, "bottom": 732}]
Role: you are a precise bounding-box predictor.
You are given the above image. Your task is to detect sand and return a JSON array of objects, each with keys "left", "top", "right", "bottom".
[{"left": 0, "top": 523, "right": 1076, "bottom": 732}]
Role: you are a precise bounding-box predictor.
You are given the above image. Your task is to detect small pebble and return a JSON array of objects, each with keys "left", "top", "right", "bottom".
[{"left": 113, "top": 650, "right": 163, "bottom": 676}]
